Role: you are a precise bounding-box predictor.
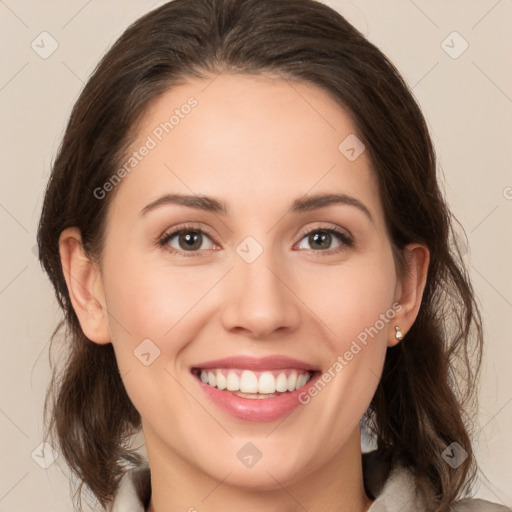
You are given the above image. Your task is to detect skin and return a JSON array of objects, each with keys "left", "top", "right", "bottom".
[{"left": 59, "top": 73, "right": 429, "bottom": 512}]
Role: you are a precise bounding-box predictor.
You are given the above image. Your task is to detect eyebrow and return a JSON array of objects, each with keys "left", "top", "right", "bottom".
[{"left": 140, "top": 192, "right": 373, "bottom": 222}]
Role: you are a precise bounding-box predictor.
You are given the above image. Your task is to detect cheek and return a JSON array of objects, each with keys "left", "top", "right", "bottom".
[
  {"left": 102, "top": 251, "right": 218, "bottom": 345},
  {"left": 295, "top": 253, "right": 398, "bottom": 351},
  {"left": 263, "top": 279, "right": 396, "bottom": 477},
  {"left": 100, "top": 253, "right": 207, "bottom": 426},
  {"left": 289, "top": 251, "right": 397, "bottom": 426}
]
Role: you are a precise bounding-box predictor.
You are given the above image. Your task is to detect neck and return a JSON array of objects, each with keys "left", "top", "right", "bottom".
[{"left": 145, "top": 427, "right": 373, "bottom": 512}]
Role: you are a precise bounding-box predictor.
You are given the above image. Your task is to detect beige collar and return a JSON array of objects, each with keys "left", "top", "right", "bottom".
[{"left": 109, "top": 451, "right": 509, "bottom": 511}]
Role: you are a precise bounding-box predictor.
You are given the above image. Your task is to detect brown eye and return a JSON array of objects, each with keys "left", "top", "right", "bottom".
[
  {"left": 177, "top": 231, "right": 203, "bottom": 251},
  {"left": 296, "top": 227, "right": 353, "bottom": 252},
  {"left": 308, "top": 231, "right": 333, "bottom": 250},
  {"left": 160, "top": 228, "right": 216, "bottom": 255}
]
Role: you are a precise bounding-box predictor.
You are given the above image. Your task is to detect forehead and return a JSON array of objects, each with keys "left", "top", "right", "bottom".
[{"left": 107, "top": 73, "right": 383, "bottom": 227}]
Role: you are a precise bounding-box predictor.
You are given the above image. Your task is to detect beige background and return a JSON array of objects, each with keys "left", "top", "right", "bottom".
[{"left": 1, "top": 0, "right": 511, "bottom": 510}]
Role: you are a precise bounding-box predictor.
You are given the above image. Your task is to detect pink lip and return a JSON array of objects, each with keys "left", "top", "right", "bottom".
[
  {"left": 190, "top": 356, "right": 320, "bottom": 422},
  {"left": 191, "top": 355, "right": 319, "bottom": 372}
]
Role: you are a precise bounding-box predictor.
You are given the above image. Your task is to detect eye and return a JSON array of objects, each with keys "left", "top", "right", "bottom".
[
  {"left": 159, "top": 224, "right": 217, "bottom": 256},
  {"left": 295, "top": 226, "right": 353, "bottom": 254},
  {"left": 158, "top": 224, "right": 353, "bottom": 257}
]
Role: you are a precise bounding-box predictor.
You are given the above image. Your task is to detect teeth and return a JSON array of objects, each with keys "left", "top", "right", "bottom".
[
  {"left": 226, "top": 372, "right": 240, "bottom": 391},
  {"left": 240, "top": 370, "right": 259, "bottom": 393},
  {"left": 198, "top": 369, "right": 311, "bottom": 394},
  {"left": 216, "top": 372, "right": 227, "bottom": 390},
  {"left": 258, "top": 372, "right": 276, "bottom": 394},
  {"left": 287, "top": 372, "right": 297, "bottom": 392},
  {"left": 275, "top": 372, "right": 288, "bottom": 392},
  {"left": 236, "top": 391, "right": 277, "bottom": 399}
]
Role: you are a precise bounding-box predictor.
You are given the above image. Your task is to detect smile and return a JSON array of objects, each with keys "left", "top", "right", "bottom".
[{"left": 194, "top": 368, "right": 313, "bottom": 398}]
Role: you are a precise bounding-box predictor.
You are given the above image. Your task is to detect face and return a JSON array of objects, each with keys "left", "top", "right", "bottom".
[{"left": 92, "top": 73, "right": 406, "bottom": 490}]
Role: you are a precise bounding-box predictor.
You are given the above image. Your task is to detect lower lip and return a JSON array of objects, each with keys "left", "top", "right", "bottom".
[{"left": 194, "top": 372, "right": 319, "bottom": 422}]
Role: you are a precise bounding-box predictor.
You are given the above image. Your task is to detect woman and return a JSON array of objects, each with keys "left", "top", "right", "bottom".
[{"left": 36, "top": 0, "right": 509, "bottom": 511}]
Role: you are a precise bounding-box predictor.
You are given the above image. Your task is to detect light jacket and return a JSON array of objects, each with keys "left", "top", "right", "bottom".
[{"left": 109, "top": 452, "right": 510, "bottom": 511}]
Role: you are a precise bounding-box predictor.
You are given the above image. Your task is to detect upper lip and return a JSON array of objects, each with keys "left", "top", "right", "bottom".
[{"left": 191, "top": 355, "right": 320, "bottom": 372}]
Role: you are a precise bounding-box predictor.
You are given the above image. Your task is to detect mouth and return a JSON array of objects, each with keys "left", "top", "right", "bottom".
[
  {"left": 191, "top": 368, "right": 315, "bottom": 399},
  {"left": 189, "top": 356, "right": 321, "bottom": 422}
]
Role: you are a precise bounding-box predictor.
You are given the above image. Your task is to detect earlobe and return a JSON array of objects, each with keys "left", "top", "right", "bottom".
[
  {"left": 59, "top": 227, "right": 111, "bottom": 345},
  {"left": 388, "top": 243, "right": 430, "bottom": 347}
]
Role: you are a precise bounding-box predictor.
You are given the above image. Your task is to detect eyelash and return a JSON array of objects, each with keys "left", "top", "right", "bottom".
[{"left": 158, "top": 223, "right": 354, "bottom": 258}]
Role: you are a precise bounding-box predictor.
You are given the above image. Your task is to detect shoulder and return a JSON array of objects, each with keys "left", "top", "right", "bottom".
[
  {"left": 450, "top": 498, "right": 511, "bottom": 511},
  {"left": 110, "top": 463, "right": 150, "bottom": 512},
  {"left": 110, "top": 456, "right": 510, "bottom": 512},
  {"left": 364, "top": 450, "right": 510, "bottom": 512}
]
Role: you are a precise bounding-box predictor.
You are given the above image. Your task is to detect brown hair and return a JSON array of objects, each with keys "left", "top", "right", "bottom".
[{"left": 37, "top": 0, "right": 483, "bottom": 510}]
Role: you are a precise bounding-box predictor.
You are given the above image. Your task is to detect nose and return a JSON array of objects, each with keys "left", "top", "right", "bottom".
[{"left": 220, "top": 249, "right": 301, "bottom": 339}]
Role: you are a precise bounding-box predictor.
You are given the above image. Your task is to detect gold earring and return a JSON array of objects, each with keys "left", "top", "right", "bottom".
[{"left": 395, "top": 326, "right": 403, "bottom": 341}]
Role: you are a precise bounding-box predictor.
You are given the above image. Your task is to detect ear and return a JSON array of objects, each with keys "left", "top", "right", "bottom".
[
  {"left": 59, "top": 227, "right": 111, "bottom": 344},
  {"left": 388, "top": 243, "right": 430, "bottom": 347}
]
